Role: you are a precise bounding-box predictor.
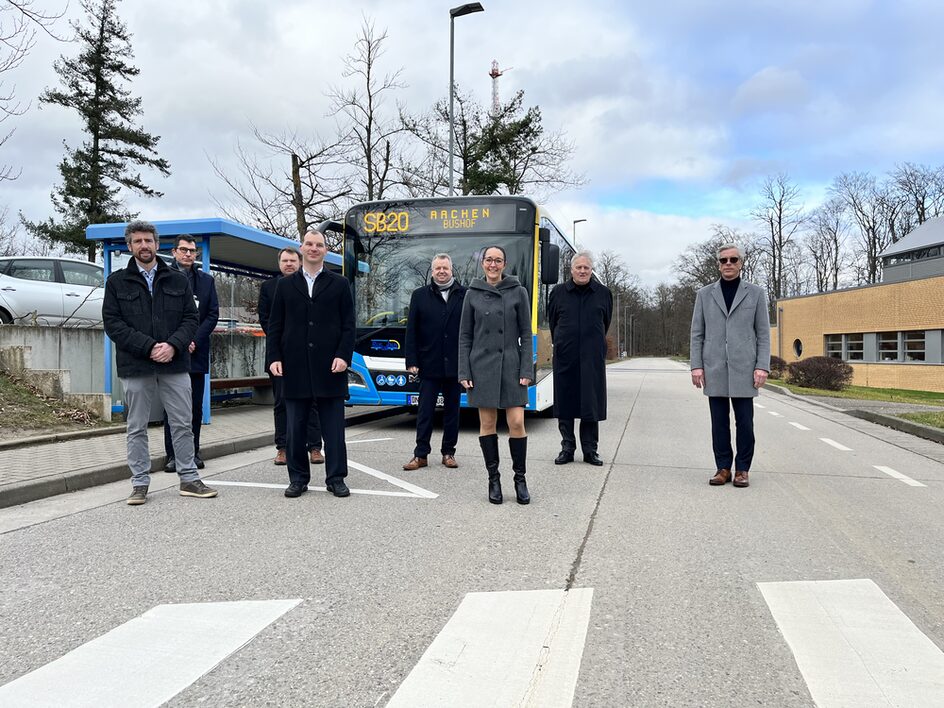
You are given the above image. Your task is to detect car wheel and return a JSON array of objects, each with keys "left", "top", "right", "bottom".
[{"left": 0, "top": 309, "right": 11, "bottom": 325}]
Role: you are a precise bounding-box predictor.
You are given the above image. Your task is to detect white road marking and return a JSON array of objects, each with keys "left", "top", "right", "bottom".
[
  {"left": 387, "top": 588, "right": 593, "bottom": 708},
  {"left": 768, "top": 411, "right": 782, "bottom": 417},
  {"left": 755, "top": 403, "right": 766, "bottom": 409},
  {"left": 874, "top": 465, "right": 927, "bottom": 488},
  {"left": 211, "top": 480, "right": 424, "bottom": 498},
  {"left": 789, "top": 422, "right": 810, "bottom": 431},
  {"left": 759, "top": 579, "right": 944, "bottom": 707},
  {"left": 348, "top": 460, "right": 439, "bottom": 499},
  {"left": 347, "top": 437, "right": 394, "bottom": 444},
  {"left": 819, "top": 438, "right": 852, "bottom": 451},
  {"left": 0, "top": 599, "right": 301, "bottom": 708}
]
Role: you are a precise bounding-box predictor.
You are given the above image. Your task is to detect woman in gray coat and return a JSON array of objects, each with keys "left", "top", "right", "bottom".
[{"left": 459, "top": 245, "right": 534, "bottom": 505}]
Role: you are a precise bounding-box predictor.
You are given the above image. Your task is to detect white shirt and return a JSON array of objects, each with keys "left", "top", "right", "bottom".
[{"left": 302, "top": 266, "right": 323, "bottom": 296}]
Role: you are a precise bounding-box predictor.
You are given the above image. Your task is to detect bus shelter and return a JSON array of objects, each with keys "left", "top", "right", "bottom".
[{"left": 86, "top": 218, "right": 342, "bottom": 421}]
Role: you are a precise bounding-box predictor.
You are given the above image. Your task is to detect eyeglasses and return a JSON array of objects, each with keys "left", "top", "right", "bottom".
[
  {"left": 483, "top": 257, "right": 505, "bottom": 265},
  {"left": 718, "top": 257, "right": 740, "bottom": 264},
  {"left": 175, "top": 247, "right": 199, "bottom": 255}
]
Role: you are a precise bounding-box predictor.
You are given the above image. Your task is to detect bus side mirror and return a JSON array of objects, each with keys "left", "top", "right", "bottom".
[{"left": 541, "top": 243, "right": 560, "bottom": 285}]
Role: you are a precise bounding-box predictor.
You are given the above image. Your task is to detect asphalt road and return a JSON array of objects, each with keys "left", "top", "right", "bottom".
[{"left": 1, "top": 357, "right": 942, "bottom": 707}]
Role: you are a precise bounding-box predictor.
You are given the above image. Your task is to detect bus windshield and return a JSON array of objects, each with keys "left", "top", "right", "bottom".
[{"left": 351, "top": 233, "right": 534, "bottom": 328}]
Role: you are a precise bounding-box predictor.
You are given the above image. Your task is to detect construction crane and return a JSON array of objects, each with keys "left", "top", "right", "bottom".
[{"left": 489, "top": 60, "right": 512, "bottom": 115}]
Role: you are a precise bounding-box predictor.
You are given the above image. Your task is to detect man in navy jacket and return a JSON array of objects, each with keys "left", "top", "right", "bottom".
[
  {"left": 402, "top": 254, "right": 467, "bottom": 470},
  {"left": 267, "top": 230, "right": 355, "bottom": 498},
  {"left": 163, "top": 235, "right": 219, "bottom": 472}
]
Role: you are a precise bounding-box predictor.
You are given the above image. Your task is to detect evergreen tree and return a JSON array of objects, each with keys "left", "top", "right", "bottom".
[{"left": 26, "top": 0, "right": 169, "bottom": 260}]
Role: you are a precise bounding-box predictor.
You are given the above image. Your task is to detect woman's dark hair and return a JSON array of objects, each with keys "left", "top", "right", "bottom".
[{"left": 481, "top": 245, "right": 507, "bottom": 262}]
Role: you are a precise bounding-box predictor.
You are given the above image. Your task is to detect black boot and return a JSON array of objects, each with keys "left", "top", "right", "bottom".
[
  {"left": 509, "top": 436, "right": 530, "bottom": 505},
  {"left": 479, "top": 434, "right": 502, "bottom": 504}
]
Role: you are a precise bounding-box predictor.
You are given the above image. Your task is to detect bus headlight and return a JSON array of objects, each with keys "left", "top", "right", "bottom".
[{"left": 348, "top": 369, "right": 367, "bottom": 388}]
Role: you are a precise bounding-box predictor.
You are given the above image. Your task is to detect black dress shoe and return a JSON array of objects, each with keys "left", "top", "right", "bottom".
[
  {"left": 164, "top": 458, "right": 176, "bottom": 473},
  {"left": 583, "top": 452, "right": 603, "bottom": 466},
  {"left": 194, "top": 454, "right": 205, "bottom": 470},
  {"left": 554, "top": 451, "right": 574, "bottom": 465},
  {"left": 284, "top": 483, "right": 308, "bottom": 498},
  {"left": 326, "top": 481, "right": 350, "bottom": 498}
]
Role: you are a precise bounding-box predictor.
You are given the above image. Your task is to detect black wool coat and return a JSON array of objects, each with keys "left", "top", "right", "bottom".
[
  {"left": 266, "top": 268, "right": 355, "bottom": 399},
  {"left": 102, "top": 259, "right": 198, "bottom": 378},
  {"left": 257, "top": 275, "right": 280, "bottom": 367},
  {"left": 548, "top": 277, "right": 613, "bottom": 421},
  {"left": 170, "top": 261, "right": 219, "bottom": 374},
  {"left": 403, "top": 281, "right": 467, "bottom": 379}
]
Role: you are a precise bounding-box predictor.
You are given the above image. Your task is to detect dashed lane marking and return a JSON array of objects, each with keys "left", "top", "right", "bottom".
[
  {"left": 0, "top": 599, "right": 301, "bottom": 708},
  {"left": 768, "top": 411, "right": 782, "bottom": 417},
  {"left": 820, "top": 438, "right": 852, "bottom": 451},
  {"left": 387, "top": 588, "right": 593, "bottom": 708},
  {"left": 789, "top": 422, "right": 811, "bottom": 431},
  {"left": 874, "top": 465, "right": 926, "bottom": 487},
  {"left": 759, "top": 579, "right": 944, "bottom": 707}
]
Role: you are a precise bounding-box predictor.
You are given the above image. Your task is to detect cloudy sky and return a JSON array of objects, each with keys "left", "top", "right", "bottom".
[{"left": 4, "top": 0, "right": 944, "bottom": 285}]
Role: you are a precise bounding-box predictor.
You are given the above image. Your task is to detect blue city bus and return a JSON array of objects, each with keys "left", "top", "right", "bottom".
[{"left": 332, "top": 196, "right": 576, "bottom": 412}]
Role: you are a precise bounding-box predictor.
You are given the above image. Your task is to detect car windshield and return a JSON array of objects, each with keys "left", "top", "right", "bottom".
[{"left": 351, "top": 234, "right": 533, "bottom": 328}]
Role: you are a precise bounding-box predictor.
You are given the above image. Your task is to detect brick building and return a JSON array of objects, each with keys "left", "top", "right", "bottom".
[{"left": 771, "top": 218, "right": 944, "bottom": 393}]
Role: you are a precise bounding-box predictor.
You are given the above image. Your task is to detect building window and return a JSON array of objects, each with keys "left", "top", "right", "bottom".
[
  {"left": 904, "top": 331, "right": 926, "bottom": 361},
  {"left": 793, "top": 339, "right": 803, "bottom": 357},
  {"left": 825, "top": 334, "right": 843, "bottom": 358},
  {"left": 878, "top": 332, "right": 899, "bottom": 361},
  {"left": 846, "top": 333, "right": 864, "bottom": 360}
]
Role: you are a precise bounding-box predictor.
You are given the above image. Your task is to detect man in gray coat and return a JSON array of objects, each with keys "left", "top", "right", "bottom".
[{"left": 689, "top": 243, "right": 770, "bottom": 488}]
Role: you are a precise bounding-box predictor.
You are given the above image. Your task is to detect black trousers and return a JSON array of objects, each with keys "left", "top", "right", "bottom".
[
  {"left": 708, "top": 397, "right": 755, "bottom": 472},
  {"left": 285, "top": 396, "right": 346, "bottom": 487},
  {"left": 558, "top": 418, "right": 599, "bottom": 454},
  {"left": 163, "top": 372, "right": 205, "bottom": 458},
  {"left": 414, "top": 376, "right": 463, "bottom": 458},
  {"left": 271, "top": 373, "right": 322, "bottom": 450}
]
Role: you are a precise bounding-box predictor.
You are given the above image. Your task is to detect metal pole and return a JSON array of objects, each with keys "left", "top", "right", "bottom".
[{"left": 448, "top": 17, "right": 455, "bottom": 196}]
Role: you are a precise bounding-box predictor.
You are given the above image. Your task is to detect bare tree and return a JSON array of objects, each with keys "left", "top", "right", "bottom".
[
  {"left": 328, "top": 18, "right": 408, "bottom": 203},
  {"left": 888, "top": 162, "right": 944, "bottom": 228},
  {"left": 751, "top": 173, "right": 805, "bottom": 301},
  {"left": 674, "top": 225, "right": 760, "bottom": 290},
  {"left": 829, "top": 171, "right": 891, "bottom": 284},
  {"left": 1, "top": 0, "right": 67, "bottom": 180},
  {"left": 210, "top": 125, "right": 350, "bottom": 248},
  {"left": 805, "top": 196, "right": 848, "bottom": 292}
]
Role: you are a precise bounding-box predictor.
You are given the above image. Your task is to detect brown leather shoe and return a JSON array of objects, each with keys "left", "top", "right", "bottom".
[
  {"left": 733, "top": 471, "right": 750, "bottom": 487},
  {"left": 309, "top": 449, "right": 324, "bottom": 464},
  {"left": 274, "top": 448, "right": 287, "bottom": 466},
  {"left": 709, "top": 468, "right": 731, "bottom": 485},
  {"left": 442, "top": 454, "right": 459, "bottom": 468},
  {"left": 402, "top": 456, "right": 428, "bottom": 470}
]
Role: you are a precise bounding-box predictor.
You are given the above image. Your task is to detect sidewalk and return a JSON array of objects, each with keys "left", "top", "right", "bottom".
[{"left": 0, "top": 405, "right": 402, "bottom": 509}]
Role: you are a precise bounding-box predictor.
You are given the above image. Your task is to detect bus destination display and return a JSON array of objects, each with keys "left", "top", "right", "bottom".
[{"left": 357, "top": 203, "right": 518, "bottom": 235}]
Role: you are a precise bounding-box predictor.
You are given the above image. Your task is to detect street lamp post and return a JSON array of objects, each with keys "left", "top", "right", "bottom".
[
  {"left": 449, "top": 3, "right": 485, "bottom": 196},
  {"left": 572, "top": 218, "right": 587, "bottom": 245}
]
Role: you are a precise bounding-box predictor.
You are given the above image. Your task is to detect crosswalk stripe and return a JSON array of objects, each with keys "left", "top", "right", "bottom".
[
  {"left": 0, "top": 599, "right": 301, "bottom": 708},
  {"left": 387, "top": 588, "right": 593, "bottom": 707},
  {"left": 759, "top": 579, "right": 944, "bottom": 706}
]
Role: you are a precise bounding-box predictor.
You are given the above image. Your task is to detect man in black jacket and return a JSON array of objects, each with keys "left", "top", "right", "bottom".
[
  {"left": 163, "top": 234, "right": 219, "bottom": 472},
  {"left": 267, "top": 230, "right": 355, "bottom": 498},
  {"left": 102, "top": 220, "right": 218, "bottom": 505},
  {"left": 258, "top": 247, "right": 323, "bottom": 466},
  {"left": 402, "top": 254, "right": 467, "bottom": 470}
]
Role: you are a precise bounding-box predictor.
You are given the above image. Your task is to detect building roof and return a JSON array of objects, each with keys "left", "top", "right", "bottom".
[{"left": 879, "top": 216, "right": 944, "bottom": 257}]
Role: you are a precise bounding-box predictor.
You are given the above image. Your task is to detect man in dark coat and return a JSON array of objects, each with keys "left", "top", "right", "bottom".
[
  {"left": 267, "top": 230, "right": 355, "bottom": 499},
  {"left": 102, "top": 220, "right": 218, "bottom": 505},
  {"left": 402, "top": 253, "right": 467, "bottom": 470},
  {"left": 258, "top": 247, "right": 323, "bottom": 466},
  {"left": 548, "top": 250, "right": 613, "bottom": 466},
  {"left": 163, "top": 235, "right": 219, "bottom": 472}
]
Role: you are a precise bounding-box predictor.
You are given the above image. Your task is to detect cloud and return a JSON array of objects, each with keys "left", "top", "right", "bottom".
[{"left": 733, "top": 66, "right": 811, "bottom": 115}]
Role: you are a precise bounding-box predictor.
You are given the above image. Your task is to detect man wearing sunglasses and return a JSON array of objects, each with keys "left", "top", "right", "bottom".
[
  {"left": 689, "top": 244, "right": 770, "bottom": 488},
  {"left": 163, "top": 234, "right": 219, "bottom": 473}
]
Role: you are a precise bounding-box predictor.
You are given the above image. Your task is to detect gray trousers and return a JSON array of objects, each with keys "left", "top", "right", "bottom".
[{"left": 123, "top": 373, "right": 199, "bottom": 487}]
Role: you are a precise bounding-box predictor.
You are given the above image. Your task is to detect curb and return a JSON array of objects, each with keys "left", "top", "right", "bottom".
[
  {"left": 0, "top": 405, "right": 406, "bottom": 510},
  {"left": 846, "top": 410, "right": 944, "bottom": 446},
  {"left": 762, "top": 382, "right": 849, "bottom": 412}
]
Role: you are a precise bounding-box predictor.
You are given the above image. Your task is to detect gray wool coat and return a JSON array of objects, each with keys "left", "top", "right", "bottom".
[
  {"left": 458, "top": 276, "right": 534, "bottom": 409},
  {"left": 689, "top": 279, "right": 771, "bottom": 398}
]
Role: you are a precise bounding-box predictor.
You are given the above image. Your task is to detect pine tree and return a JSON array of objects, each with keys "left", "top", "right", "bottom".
[{"left": 26, "top": 0, "right": 169, "bottom": 261}]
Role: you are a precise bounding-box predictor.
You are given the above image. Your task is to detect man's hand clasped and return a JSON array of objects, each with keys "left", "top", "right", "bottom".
[{"left": 150, "top": 342, "right": 175, "bottom": 363}]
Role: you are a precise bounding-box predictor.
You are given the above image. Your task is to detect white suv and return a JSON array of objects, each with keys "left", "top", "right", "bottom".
[{"left": 0, "top": 256, "right": 105, "bottom": 326}]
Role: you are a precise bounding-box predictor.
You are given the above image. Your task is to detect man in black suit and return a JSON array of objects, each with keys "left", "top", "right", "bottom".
[
  {"left": 402, "top": 253, "right": 467, "bottom": 470},
  {"left": 163, "top": 234, "right": 219, "bottom": 472},
  {"left": 267, "top": 230, "right": 355, "bottom": 498},
  {"left": 257, "top": 247, "right": 323, "bottom": 466}
]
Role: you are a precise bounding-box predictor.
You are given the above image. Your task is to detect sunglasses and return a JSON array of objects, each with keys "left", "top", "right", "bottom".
[{"left": 718, "top": 257, "right": 740, "bottom": 264}]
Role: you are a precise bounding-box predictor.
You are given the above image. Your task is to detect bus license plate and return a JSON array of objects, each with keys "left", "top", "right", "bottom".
[{"left": 409, "top": 394, "right": 445, "bottom": 407}]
